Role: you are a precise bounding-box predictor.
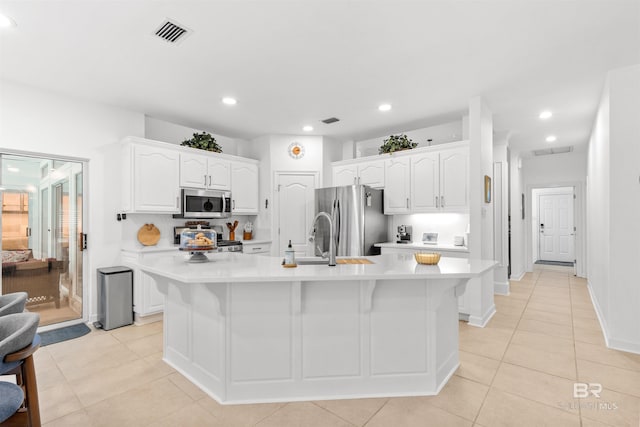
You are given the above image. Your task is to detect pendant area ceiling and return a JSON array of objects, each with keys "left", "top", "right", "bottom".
[{"left": 0, "top": 0, "right": 638, "bottom": 153}]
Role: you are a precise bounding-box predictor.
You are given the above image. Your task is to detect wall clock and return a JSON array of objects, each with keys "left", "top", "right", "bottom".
[{"left": 288, "top": 142, "right": 305, "bottom": 159}]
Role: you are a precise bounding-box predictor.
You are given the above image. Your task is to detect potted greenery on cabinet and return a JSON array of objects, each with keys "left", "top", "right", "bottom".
[
  {"left": 181, "top": 132, "right": 223, "bottom": 153},
  {"left": 378, "top": 134, "right": 418, "bottom": 154}
]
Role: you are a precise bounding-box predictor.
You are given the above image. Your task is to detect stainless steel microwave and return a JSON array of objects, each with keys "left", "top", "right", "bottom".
[{"left": 177, "top": 188, "right": 232, "bottom": 218}]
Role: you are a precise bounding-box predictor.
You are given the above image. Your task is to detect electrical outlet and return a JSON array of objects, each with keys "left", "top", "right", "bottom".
[
  {"left": 117, "top": 213, "right": 122, "bottom": 221},
  {"left": 122, "top": 213, "right": 127, "bottom": 220}
]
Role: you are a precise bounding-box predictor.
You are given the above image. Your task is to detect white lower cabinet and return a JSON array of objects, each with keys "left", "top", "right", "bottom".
[
  {"left": 242, "top": 241, "right": 272, "bottom": 255},
  {"left": 121, "top": 250, "right": 172, "bottom": 322}
]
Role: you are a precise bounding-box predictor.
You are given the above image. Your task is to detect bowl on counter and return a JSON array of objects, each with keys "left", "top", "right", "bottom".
[{"left": 414, "top": 252, "right": 441, "bottom": 265}]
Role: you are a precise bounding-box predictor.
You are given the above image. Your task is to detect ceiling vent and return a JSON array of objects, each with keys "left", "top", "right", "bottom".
[
  {"left": 533, "top": 146, "right": 573, "bottom": 156},
  {"left": 154, "top": 19, "right": 191, "bottom": 44},
  {"left": 321, "top": 117, "right": 340, "bottom": 124}
]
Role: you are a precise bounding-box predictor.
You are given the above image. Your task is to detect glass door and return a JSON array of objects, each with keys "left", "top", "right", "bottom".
[{"left": 1, "top": 154, "right": 84, "bottom": 326}]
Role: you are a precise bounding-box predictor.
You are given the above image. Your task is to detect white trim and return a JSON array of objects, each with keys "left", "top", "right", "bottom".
[
  {"left": 37, "top": 318, "right": 87, "bottom": 333},
  {"left": 468, "top": 304, "right": 496, "bottom": 327},
  {"left": 587, "top": 280, "right": 640, "bottom": 355},
  {"left": 509, "top": 271, "right": 526, "bottom": 281}
]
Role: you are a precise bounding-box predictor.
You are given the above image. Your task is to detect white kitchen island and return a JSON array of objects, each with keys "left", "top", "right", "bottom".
[{"left": 135, "top": 252, "right": 495, "bottom": 404}]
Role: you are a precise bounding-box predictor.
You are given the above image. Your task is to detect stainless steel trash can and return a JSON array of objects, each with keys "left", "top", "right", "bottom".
[{"left": 96, "top": 266, "right": 133, "bottom": 330}]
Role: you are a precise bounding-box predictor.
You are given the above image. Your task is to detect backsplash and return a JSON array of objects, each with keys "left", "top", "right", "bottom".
[
  {"left": 388, "top": 213, "right": 469, "bottom": 246},
  {"left": 121, "top": 214, "right": 261, "bottom": 248}
]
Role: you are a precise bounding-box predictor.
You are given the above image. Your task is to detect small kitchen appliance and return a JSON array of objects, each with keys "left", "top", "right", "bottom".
[
  {"left": 396, "top": 225, "right": 412, "bottom": 244},
  {"left": 174, "top": 188, "right": 232, "bottom": 219},
  {"left": 422, "top": 232, "right": 438, "bottom": 245}
]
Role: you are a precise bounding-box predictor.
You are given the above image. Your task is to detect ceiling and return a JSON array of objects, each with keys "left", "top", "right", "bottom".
[{"left": 0, "top": 1, "right": 638, "bottom": 154}]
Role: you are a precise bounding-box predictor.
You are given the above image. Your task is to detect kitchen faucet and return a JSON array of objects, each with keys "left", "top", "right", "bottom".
[{"left": 308, "top": 211, "right": 336, "bottom": 266}]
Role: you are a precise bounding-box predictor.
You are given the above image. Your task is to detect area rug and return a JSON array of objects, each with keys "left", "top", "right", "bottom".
[
  {"left": 534, "top": 260, "right": 574, "bottom": 267},
  {"left": 39, "top": 323, "right": 91, "bottom": 346}
]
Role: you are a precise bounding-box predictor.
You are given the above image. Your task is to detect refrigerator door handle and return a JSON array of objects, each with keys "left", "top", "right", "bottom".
[{"left": 335, "top": 199, "right": 341, "bottom": 250}]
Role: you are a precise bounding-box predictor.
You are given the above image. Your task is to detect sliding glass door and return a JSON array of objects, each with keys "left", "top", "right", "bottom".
[{"left": 1, "top": 153, "right": 85, "bottom": 326}]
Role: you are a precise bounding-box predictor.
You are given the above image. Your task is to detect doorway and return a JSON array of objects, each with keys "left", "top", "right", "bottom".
[
  {"left": 275, "top": 172, "right": 319, "bottom": 257},
  {"left": 1, "top": 154, "right": 85, "bottom": 326},
  {"left": 532, "top": 187, "right": 575, "bottom": 265}
]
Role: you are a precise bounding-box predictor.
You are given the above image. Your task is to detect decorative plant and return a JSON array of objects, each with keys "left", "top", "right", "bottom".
[
  {"left": 378, "top": 134, "right": 417, "bottom": 154},
  {"left": 180, "top": 132, "right": 223, "bottom": 153}
]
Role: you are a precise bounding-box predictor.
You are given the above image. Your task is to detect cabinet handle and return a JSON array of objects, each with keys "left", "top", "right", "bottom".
[
  {"left": 441, "top": 196, "right": 445, "bottom": 207},
  {"left": 354, "top": 177, "right": 357, "bottom": 185},
  {"left": 233, "top": 200, "right": 236, "bottom": 210},
  {"left": 358, "top": 177, "right": 361, "bottom": 185},
  {"left": 176, "top": 196, "right": 180, "bottom": 208},
  {"left": 406, "top": 198, "right": 409, "bottom": 208},
  {"left": 436, "top": 196, "right": 439, "bottom": 208},
  {"left": 252, "top": 247, "right": 262, "bottom": 251},
  {"left": 204, "top": 174, "right": 207, "bottom": 186},
  {"left": 209, "top": 175, "right": 211, "bottom": 186}
]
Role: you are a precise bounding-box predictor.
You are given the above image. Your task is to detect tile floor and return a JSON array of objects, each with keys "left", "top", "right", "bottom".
[{"left": 28, "top": 265, "right": 640, "bottom": 426}]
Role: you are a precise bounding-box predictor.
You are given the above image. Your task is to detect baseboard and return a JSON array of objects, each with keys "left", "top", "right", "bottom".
[
  {"left": 468, "top": 305, "right": 496, "bottom": 328},
  {"left": 135, "top": 312, "right": 163, "bottom": 325},
  {"left": 587, "top": 280, "right": 640, "bottom": 355},
  {"left": 509, "top": 271, "right": 526, "bottom": 281},
  {"left": 494, "top": 280, "right": 510, "bottom": 296}
]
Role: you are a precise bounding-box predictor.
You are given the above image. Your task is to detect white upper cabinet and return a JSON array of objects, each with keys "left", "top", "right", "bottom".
[
  {"left": 357, "top": 161, "right": 385, "bottom": 188},
  {"left": 333, "top": 164, "right": 358, "bottom": 186},
  {"left": 384, "top": 157, "right": 411, "bottom": 214},
  {"left": 231, "top": 161, "right": 259, "bottom": 214},
  {"left": 439, "top": 147, "right": 469, "bottom": 211},
  {"left": 334, "top": 141, "right": 469, "bottom": 215},
  {"left": 208, "top": 158, "right": 231, "bottom": 190},
  {"left": 179, "top": 152, "right": 208, "bottom": 188},
  {"left": 123, "top": 141, "right": 180, "bottom": 213},
  {"left": 180, "top": 153, "right": 231, "bottom": 190},
  {"left": 411, "top": 152, "right": 440, "bottom": 212}
]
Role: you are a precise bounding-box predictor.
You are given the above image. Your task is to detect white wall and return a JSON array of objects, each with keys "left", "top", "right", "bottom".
[
  {"left": 144, "top": 116, "right": 249, "bottom": 157},
  {"left": 509, "top": 150, "right": 526, "bottom": 280},
  {"left": 0, "top": 79, "right": 145, "bottom": 322},
  {"left": 355, "top": 121, "right": 464, "bottom": 157},
  {"left": 466, "top": 97, "right": 495, "bottom": 326},
  {"left": 520, "top": 151, "right": 587, "bottom": 276},
  {"left": 322, "top": 137, "right": 343, "bottom": 187},
  {"left": 587, "top": 64, "right": 640, "bottom": 354}
]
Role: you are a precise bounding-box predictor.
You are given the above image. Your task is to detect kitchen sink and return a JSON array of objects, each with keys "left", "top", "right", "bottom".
[
  {"left": 295, "top": 257, "right": 329, "bottom": 265},
  {"left": 294, "top": 257, "right": 374, "bottom": 265}
]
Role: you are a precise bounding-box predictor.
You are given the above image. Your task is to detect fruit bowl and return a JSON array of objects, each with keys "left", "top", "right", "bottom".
[{"left": 414, "top": 252, "right": 441, "bottom": 265}]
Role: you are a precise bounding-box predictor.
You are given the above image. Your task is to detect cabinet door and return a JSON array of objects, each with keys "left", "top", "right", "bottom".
[
  {"left": 133, "top": 145, "right": 180, "bottom": 213},
  {"left": 142, "top": 271, "right": 164, "bottom": 314},
  {"left": 440, "top": 147, "right": 469, "bottom": 211},
  {"left": 180, "top": 153, "right": 208, "bottom": 188},
  {"left": 358, "top": 161, "right": 385, "bottom": 188},
  {"left": 208, "top": 158, "right": 231, "bottom": 190},
  {"left": 411, "top": 152, "right": 439, "bottom": 212},
  {"left": 383, "top": 157, "right": 411, "bottom": 214},
  {"left": 231, "top": 161, "right": 259, "bottom": 214},
  {"left": 332, "top": 165, "right": 358, "bottom": 186}
]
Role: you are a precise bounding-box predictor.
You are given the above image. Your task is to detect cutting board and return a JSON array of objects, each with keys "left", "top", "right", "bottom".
[
  {"left": 137, "top": 224, "right": 161, "bottom": 246},
  {"left": 336, "top": 259, "right": 373, "bottom": 264}
]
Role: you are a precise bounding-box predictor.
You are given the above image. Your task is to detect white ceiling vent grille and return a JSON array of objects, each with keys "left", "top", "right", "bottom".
[
  {"left": 533, "top": 146, "right": 573, "bottom": 156},
  {"left": 154, "top": 19, "right": 191, "bottom": 44}
]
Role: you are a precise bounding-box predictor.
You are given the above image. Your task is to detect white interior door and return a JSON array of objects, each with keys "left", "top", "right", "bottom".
[
  {"left": 276, "top": 172, "right": 318, "bottom": 257},
  {"left": 539, "top": 193, "right": 574, "bottom": 262}
]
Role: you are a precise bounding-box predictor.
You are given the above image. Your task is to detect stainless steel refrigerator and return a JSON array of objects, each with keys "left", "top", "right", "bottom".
[{"left": 313, "top": 185, "right": 387, "bottom": 257}]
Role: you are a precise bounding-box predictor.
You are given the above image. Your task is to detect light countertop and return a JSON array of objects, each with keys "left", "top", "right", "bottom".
[
  {"left": 375, "top": 242, "right": 469, "bottom": 253},
  {"left": 134, "top": 252, "right": 495, "bottom": 283}
]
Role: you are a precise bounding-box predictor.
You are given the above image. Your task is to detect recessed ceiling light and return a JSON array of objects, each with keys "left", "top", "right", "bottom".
[
  {"left": 302, "top": 125, "right": 313, "bottom": 132},
  {"left": 7, "top": 166, "right": 19, "bottom": 173},
  {"left": 546, "top": 135, "right": 557, "bottom": 142},
  {"left": 378, "top": 104, "right": 392, "bottom": 112},
  {"left": 0, "top": 13, "right": 16, "bottom": 28},
  {"left": 222, "top": 97, "right": 237, "bottom": 105},
  {"left": 539, "top": 110, "right": 553, "bottom": 119}
]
